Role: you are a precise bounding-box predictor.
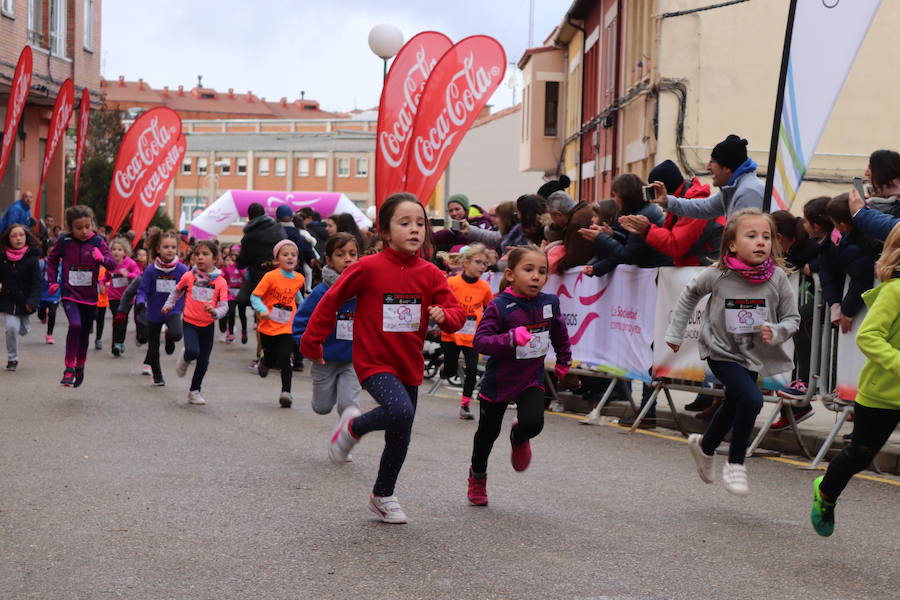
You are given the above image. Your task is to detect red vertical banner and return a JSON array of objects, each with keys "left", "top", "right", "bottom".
[
  {"left": 403, "top": 36, "right": 506, "bottom": 204},
  {"left": 72, "top": 87, "right": 91, "bottom": 206},
  {"left": 106, "top": 106, "right": 183, "bottom": 233},
  {"left": 0, "top": 46, "right": 33, "bottom": 184},
  {"left": 375, "top": 31, "right": 452, "bottom": 211},
  {"left": 36, "top": 78, "right": 75, "bottom": 216},
  {"left": 129, "top": 134, "right": 186, "bottom": 246}
]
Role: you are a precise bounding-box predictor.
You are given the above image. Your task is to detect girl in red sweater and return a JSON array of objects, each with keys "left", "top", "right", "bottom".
[{"left": 301, "top": 193, "right": 466, "bottom": 524}]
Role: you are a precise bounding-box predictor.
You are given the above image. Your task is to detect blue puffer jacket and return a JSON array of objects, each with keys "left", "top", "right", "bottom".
[{"left": 293, "top": 279, "right": 356, "bottom": 363}]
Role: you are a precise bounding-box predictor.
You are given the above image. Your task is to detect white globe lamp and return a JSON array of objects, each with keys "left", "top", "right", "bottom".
[{"left": 368, "top": 24, "right": 404, "bottom": 78}]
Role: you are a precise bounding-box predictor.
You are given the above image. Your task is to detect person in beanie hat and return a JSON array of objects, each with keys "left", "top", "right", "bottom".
[
  {"left": 537, "top": 175, "right": 571, "bottom": 200},
  {"left": 435, "top": 193, "right": 492, "bottom": 253},
  {"left": 650, "top": 134, "right": 763, "bottom": 219}
]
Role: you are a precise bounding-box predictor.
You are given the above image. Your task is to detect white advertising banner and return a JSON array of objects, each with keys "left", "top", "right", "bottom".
[
  {"left": 834, "top": 308, "right": 868, "bottom": 402},
  {"left": 771, "top": 0, "right": 882, "bottom": 210}
]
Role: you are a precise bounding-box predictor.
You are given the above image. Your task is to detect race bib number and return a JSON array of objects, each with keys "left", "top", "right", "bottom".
[
  {"left": 229, "top": 287, "right": 241, "bottom": 295},
  {"left": 382, "top": 293, "right": 421, "bottom": 332},
  {"left": 336, "top": 313, "right": 354, "bottom": 341},
  {"left": 459, "top": 316, "right": 478, "bottom": 335},
  {"left": 191, "top": 284, "right": 214, "bottom": 303},
  {"left": 269, "top": 303, "right": 293, "bottom": 324},
  {"left": 112, "top": 276, "right": 129, "bottom": 289},
  {"left": 724, "top": 299, "right": 768, "bottom": 334},
  {"left": 67, "top": 267, "right": 93, "bottom": 287},
  {"left": 156, "top": 277, "right": 176, "bottom": 294},
  {"left": 516, "top": 324, "right": 550, "bottom": 360}
]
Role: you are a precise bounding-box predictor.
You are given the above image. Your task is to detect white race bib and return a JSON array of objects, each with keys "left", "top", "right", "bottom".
[
  {"left": 382, "top": 293, "right": 421, "bottom": 332},
  {"left": 67, "top": 267, "right": 93, "bottom": 287},
  {"left": 269, "top": 304, "right": 293, "bottom": 324},
  {"left": 112, "top": 276, "right": 129, "bottom": 289},
  {"left": 516, "top": 325, "right": 551, "bottom": 360},
  {"left": 229, "top": 287, "right": 241, "bottom": 295},
  {"left": 724, "top": 299, "right": 768, "bottom": 334},
  {"left": 191, "top": 284, "right": 214, "bottom": 303},
  {"left": 155, "top": 277, "right": 176, "bottom": 294},
  {"left": 459, "top": 316, "right": 478, "bottom": 335},
  {"left": 336, "top": 314, "right": 354, "bottom": 341}
]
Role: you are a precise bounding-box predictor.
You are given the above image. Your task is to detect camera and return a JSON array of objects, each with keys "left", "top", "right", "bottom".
[{"left": 642, "top": 185, "right": 656, "bottom": 201}]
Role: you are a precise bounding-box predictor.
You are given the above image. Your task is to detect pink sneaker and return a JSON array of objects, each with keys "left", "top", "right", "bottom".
[
  {"left": 467, "top": 469, "right": 488, "bottom": 506},
  {"left": 329, "top": 406, "right": 361, "bottom": 464},
  {"left": 225, "top": 333, "right": 235, "bottom": 344},
  {"left": 509, "top": 421, "right": 532, "bottom": 472},
  {"left": 45, "top": 335, "right": 55, "bottom": 344}
]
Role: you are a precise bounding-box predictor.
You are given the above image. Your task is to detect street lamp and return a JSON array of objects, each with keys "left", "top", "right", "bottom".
[
  {"left": 191, "top": 158, "right": 230, "bottom": 224},
  {"left": 368, "top": 24, "right": 404, "bottom": 79}
]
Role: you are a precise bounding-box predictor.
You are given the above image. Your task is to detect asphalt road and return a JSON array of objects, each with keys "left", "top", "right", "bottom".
[{"left": 1, "top": 322, "right": 898, "bottom": 600}]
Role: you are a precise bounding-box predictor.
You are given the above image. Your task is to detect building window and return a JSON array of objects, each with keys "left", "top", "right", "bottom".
[
  {"left": 259, "top": 158, "right": 270, "bottom": 176},
  {"left": 298, "top": 158, "right": 310, "bottom": 177},
  {"left": 83, "top": 0, "right": 94, "bottom": 50},
  {"left": 274, "top": 157, "right": 286, "bottom": 176},
  {"left": 2, "top": 0, "right": 14, "bottom": 17},
  {"left": 315, "top": 158, "right": 326, "bottom": 177},
  {"left": 27, "top": 0, "right": 43, "bottom": 46},
  {"left": 197, "top": 157, "right": 208, "bottom": 175},
  {"left": 181, "top": 157, "right": 192, "bottom": 175},
  {"left": 219, "top": 158, "right": 231, "bottom": 174},
  {"left": 355, "top": 158, "right": 368, "bottom": 177},
  {"left": 236, "top": 157, "right": 247, "bottom": 175},
  {"left": 544, "top": 81, "right": 560, "bottom": 137},
  {"left": 49, "top": 0, "right": 65, "bottom": 56},
  {"left": 180, "top": 196, "right": 205, "bottom": 225},
  {"left": 337, "top": 158, "right": 350, "bottom": 178}
]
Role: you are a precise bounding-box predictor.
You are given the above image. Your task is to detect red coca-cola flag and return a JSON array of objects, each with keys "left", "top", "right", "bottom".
[
  {"left": 129, "top": 133, "right": 186, "bottom": 246},
  {"left": 404, "top": 36, "right": 506, "bottom": 204},
  {"left": 35, "top": 78, "right": 75, "bottom": 216},
  {"left": 0, "top": 46, "right": 33, "bottom": 184},
  {"left": 375, "top": 31, "right": 452, "bottom": 211},
  {"left": 73, "top": 87, "right": 91, "bottom": 206},
  {"left": 106, "top": 106, "right": 182, "bottom": 234}
]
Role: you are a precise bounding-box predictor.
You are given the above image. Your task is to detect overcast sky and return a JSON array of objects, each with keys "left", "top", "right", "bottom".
[{"left": 101, "top": 0, "right": 565, "bottom": 113}]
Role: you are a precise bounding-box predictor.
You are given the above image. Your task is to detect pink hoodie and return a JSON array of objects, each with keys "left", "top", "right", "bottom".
[{"left": 103, "top": 256, "right": 142, "bottom": 301}]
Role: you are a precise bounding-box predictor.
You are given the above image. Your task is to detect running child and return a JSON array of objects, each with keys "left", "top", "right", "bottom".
[
  {"left": 293, "top": 233, "right": 360, "bottom": 426},
  {"left": 222, "top": 251, "right": 248, "bottom": 344},
  {"left": 810, "top": 222, "right": 900, "bottom": 536},
  {"left": 301, "top": 193, "right": 466, "bottom": 524},
  {"left": 665, "top": 208, "right": 799, "bottom": 495},
  {"left": 94, "top": 267, "right": 109, "bottom": 350},
  {"left": 466, "top": 246, "right": 571, "bottom": 506},
  {"left": 38, "top": 255, "right": 61, "bottom": 344},
  {"left": 47, "top": 205, "right": 117, "bottom": 387},
  {"left": 439, "top": 243, "right": 493, "bottom": 420},
  {"left": 0, "top": 224, "right": 42, "bottom": 371},
  {"left": 162, "top": 240, "right": 228, "bottom": 405},
  {"left": 104, "top": 237, "right": 141, "bottom": 356},
  {"left": 137, "top": 229, "right": 188, "bottom": 386},
  {"left": 251, "top": 239, "right": 305, "bottom": 408}
]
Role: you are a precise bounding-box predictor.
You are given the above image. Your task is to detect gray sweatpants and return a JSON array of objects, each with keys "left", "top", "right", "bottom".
[
  {"left": 310, "top": 360, "right": 361, "bottom": 416},
  {"left": 4, "top": 313, "right": 31, "bottom": 361}
]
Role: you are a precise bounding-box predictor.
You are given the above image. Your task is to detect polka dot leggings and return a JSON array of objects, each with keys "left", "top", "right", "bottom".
[{"left": 351, "top": 373, "right": 419, "bottom": 497}]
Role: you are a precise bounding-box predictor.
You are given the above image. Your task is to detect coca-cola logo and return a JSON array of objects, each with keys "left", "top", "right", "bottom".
[
  {"left": 41, "top": 93, "right": 74, "bottom": 179},
  {"left": 0, "top": 57, "right": 32, "bottom": 166},
  {"left": 412, "top": 53, "right": 500, "bottom": 177},
  {"left": 138, "top": 138, "right": 184, "bottom": 207},
  {"left": 114, "top": 117, "right": 177, "bottom": 199},
  {"left": 76, "top": 102, "right": 90, "bottom": 165}
]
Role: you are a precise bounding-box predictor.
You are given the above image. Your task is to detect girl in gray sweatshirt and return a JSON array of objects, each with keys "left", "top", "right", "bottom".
[{"left": 665, "top": 208, "right": 799, "bottom": 496}]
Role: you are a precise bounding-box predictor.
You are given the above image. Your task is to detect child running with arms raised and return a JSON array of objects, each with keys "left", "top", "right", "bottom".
[
  {"left": 293, "top": 233, "right": 361, "bottom": 426},
  {"left": 301, "top": 193, "right": 466, "bottom": 524},
  {"left": 47, "top": 206, "right": 116, "bottom": 387},
  {"left": 161, "top": 240, "right": 228, "bottom": 405},
  {"left": 251, "top": 239, "right": 305, "bottom": 408},
  {"left": 465, "top": 246, "right": 571, "bottom": 506},
  {"left": 810, "top": 222, "right": 900, "bottom": 536},
  {"left": 666, "top": 208, "right": 799, "bottom": 495}
]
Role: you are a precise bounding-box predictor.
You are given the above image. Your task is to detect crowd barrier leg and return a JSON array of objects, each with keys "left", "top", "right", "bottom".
[
  {"left": 660, "top": 386, "right": 688, "bottom": 437},
  {"left": 746, "top": 399, "right": 785, "bottom": 458},
  {"left": 427, "top": 376, "right": 444, "bottom": 396},
  {"left": 799, "top": 403, "right": 853, "bottom": 470},
  {"left": 581, "top": 377, "right": 620, "bottom": 425},
  {"left": 624, "top": 382, "right": 662, "bottom": 434}
]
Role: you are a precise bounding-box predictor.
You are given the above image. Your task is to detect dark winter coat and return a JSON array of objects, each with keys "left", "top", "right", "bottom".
[
  {"left": 0, "top": 247, "right": 42, "bottom": 315},
  {"left": 236, "top": 215, "right": 286, "bottom": 303}
]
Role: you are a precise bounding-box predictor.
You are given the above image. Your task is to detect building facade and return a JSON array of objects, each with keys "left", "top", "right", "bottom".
[{"left": 0, "top": 0, "right": 102, "bottom": 220}]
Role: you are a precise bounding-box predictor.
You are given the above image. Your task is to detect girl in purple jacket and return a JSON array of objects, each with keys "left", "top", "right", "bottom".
[
  {"left": 47, "top": 206, "right": 116, "bottom": 387},
  {"left": 467, "top": 246, "right": 571, "bottom": 506}
]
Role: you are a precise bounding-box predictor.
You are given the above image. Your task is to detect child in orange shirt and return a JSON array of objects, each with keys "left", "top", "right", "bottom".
[
  {"left": 439, "top": 244, "right": 493, "bottom": 419},
  {"left": 251, "top": 240, "right": 305, "bottom": 408},
  {"left": 94, "top": 266, "right": 109, "bottom": 350},
  {"left": 161, "top": 240, "right": 228, "bottom": 405}
]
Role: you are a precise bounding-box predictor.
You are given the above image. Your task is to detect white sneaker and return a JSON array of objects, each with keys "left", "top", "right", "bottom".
[
  {"left": 723, "top": 462, "right": 749, "bottom": 496},
  {"left": 688, "top": 433, "right": 715, "bottom": 484},
  {"left": 368, "top": 494, "right": 407, "bottom": 524},
  {"left": 141, "top": 364, "right": 152, "bottom": 376},
  {"left": 329, "top": 406, "right": 361, "bottom": 464},
  {"left": 188, "top": 390, "right": 206, "bottom": 405},
  {"left": 175, "top": 349, "right": 188, "bottom": 378}
]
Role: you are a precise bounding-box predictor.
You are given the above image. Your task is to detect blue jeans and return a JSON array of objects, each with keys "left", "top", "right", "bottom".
[{"left": 702, "top": 359, "right": 762, "bottom": 464}]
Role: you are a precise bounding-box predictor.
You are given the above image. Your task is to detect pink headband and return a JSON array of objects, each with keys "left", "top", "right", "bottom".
[{"left": 273, "top": 239, "right": 297, "bottom": 258}]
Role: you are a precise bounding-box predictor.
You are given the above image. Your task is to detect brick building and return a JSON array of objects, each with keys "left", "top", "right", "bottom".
[{"left": 0, "top": 0, "right": 102, "bottom": 220}]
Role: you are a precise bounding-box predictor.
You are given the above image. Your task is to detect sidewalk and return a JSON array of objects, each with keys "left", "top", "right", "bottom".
[{"left": 557, "top": 382, "right": 900, "bottom": 475}]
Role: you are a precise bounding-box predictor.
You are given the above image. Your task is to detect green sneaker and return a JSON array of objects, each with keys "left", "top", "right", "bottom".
[{"left": 810, "top": 476, "right": 836, "bottom": 537}]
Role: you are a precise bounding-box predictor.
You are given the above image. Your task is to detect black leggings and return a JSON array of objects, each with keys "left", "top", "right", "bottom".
[
  {"left": 260, "top": 332, "right": 293, "bottom": 393},
  {"left": 95, "top": 306, "right": 107, "bottom": 340},
  {"left": 820, "top": 403, "right": 900, "bottom": 500},
  {"left": 227, "top": 300, "right": 247, "bottom": 335},
  {"left": 440, "top": 341, "right": 478, "bottom": 397},
  {"left": 38, "top": 303, "right": 58, "bottom": 335},
  {"left": 183, "top": 322, "right": 215, "bottom": 392},
  {"left": 701, "top": 359, "right": 762, "bottom": 465},
  {"left": 145, "top": 315, "right": 184, "bottom": 379},
  {"left": 109, "top": 299, "right": 127, "bottom": 345},
  {"left": 470, "top": 386, "right": 545, "bottom": 475}
]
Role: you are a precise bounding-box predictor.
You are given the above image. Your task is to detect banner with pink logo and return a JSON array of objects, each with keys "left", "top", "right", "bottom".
[
  {"left": 404, "top": 35, "right": 506, "bottom": 204},
  {"left": 189, "top": 190, "right": 372, "bottom": 240},
  {"left": 375, "top": 31, "right": 452, "bottom": 210}
]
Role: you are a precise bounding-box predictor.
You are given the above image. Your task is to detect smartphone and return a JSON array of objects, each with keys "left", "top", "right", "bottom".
[
  {"left": 450, "top": 219, "right": 462, "bottom": 231},
  {"left": 642, "top": 185, "right": 656, "bottom": 201},
  {"left": 852, "top": 176, "right": 867, "bottom": 200}
]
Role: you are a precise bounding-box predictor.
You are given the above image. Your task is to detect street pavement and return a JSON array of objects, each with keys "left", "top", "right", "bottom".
[{"left": 1, "top": 321, "right": 899, "bottom": 600}]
